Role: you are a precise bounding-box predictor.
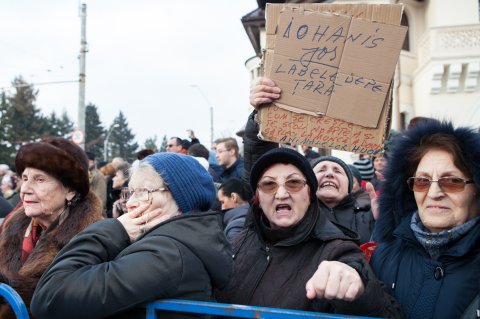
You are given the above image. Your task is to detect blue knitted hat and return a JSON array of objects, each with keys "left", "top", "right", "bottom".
[{"left": 144, "top": 153, "right": 216, "bottom": 214}]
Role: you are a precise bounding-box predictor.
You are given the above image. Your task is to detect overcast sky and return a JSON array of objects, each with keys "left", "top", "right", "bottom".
[{"left": 0, "top": 1, "right": 257, "bottom": 149}]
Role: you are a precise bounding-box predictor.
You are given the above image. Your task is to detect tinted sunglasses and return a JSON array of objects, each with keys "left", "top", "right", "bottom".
[
  {"left": 407, "top": 176, "right": 474, "bottom": 193},
  {"left": 257, "top": 179, "right": 307, "bottom": 194}
]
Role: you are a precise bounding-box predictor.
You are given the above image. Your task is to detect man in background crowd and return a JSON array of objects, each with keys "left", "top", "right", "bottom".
[{"left": 215, "top": 137, "right": 244, "bottom": 181}]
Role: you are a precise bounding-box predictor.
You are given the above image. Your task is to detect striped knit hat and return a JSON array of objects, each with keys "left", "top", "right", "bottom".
[{"left": 352, "top": 157, "right": 375, "bottom": 181}]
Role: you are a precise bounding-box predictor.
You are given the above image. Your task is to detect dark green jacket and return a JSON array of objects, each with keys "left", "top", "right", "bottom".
[{"left": 31, "top": 211, "right": 232, "bottom": 319}]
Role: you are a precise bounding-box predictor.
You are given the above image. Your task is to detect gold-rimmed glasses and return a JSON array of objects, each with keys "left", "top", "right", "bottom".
[{"left": 407, "top": 176, "right": 474, "bottom": 193}]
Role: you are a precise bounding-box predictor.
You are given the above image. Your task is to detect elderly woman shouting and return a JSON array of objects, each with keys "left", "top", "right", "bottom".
[
  {"left": 0, "top": 137, "right": 104, "bottom": 319},
  {"left": 247, "top": 77, "right": 375, "bottom": 243},
  {"left": 31, "top": 152, "right": 232, "bottom": 319},
  {"left": 371, "top": 120, "right": 480, "bottom": 319},
  {"left": 216, "top": 148, "right": 402, "bottom": 317}
]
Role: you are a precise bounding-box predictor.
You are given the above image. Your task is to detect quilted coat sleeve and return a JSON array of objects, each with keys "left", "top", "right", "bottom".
[
  {"left": 30, "top": 219, "right": 184, "bottom": 319},
  {"left": 321, "top": 240, "right": 404, "bottom": 318}
]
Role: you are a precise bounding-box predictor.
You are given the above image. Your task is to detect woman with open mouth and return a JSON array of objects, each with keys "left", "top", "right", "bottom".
[{"left": 216, "top": 147, "right": 402, "bottom": 318}]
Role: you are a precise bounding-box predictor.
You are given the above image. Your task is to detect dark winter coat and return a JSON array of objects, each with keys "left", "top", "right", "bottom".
[
  {"left": 223, "top": 203, "right": 249, "bottom": 243},
  {"left": 0, "top": 192, "right": 103, "bottom": 319},
  {"left": 319, "top": 194, "right": 374, "bottom": 244},
  {"left": 220, "top": 158, "right": 245, "bottom": 182},
  {"left": 372, "top": 213, "right": 480, "bottom": 319},
  {"left": 0, "top": 196, "right": 12, "bottom": 218},
  {"left": 371, "top": 120, "right": 480, "bottom": 319},
  {"left": 216, "top": 201, "right": 403, "bottom": 317},
  {"left": 31, "top": 211, "right": 232, "bottom": 319}
]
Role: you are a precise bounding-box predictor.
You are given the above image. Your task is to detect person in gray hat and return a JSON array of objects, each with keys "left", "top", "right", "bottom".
[{"left": 311, "top": 156, "right": 375, "bottom": 244}]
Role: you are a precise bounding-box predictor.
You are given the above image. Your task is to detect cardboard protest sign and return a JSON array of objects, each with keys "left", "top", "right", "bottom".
[
  {"left": 327, "top": 18, "right": 407, "bottom": 127},
  {"left": 258, "top": 88, "right": 392, "bottom": 155},
  {"left": 267, "top": 7, "right": 406, "bottom": 128},
  {"left": 258, "top": 3, "right": 405, "bottom": 155},
  {"left": 269, "top": 11, "right": 350, "bottom": 116}
]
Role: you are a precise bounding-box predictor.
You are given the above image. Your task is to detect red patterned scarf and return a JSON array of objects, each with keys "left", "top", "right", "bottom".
[{"left": 21, "top": 219, "right": 42, "bottom": 263}]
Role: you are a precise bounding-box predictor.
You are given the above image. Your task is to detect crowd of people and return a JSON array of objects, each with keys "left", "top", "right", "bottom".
[{"left": 0, "top": 77, "right": 478, "bottom": 319}]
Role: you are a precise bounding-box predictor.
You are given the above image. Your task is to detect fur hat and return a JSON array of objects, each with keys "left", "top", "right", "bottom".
[
  {"left": 311, "top": 156, "right": 353, "bottom": 194},
  {"left": 15, "top": 137, "right": 90, "bottom": 199},
  {"left": 144, "top": 152, "right": 216, "bottom": 214},
  {"left": 249, "top": 148, "right": 318, "bottom": 199}
]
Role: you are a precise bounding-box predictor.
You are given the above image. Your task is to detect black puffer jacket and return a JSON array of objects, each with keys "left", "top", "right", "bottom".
[
  {"left": 216, "top": 201, "right": 403, "bottom": 317},
  {"left": 319, "top": 194, "right": 374, "bottom": 244},
  {"left": 31, "top": 211, "right": 232, "bottom": 319}
]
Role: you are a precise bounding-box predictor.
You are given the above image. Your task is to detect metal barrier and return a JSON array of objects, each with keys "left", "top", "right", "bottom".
[
  {"left": 145, "top": 299, "right": 378, "bottom": 319},
  {"left": 0, "top": 283, "right": 30, "bottom": 319},
  {"left": 0, "top": 283, "right": 377, "bottom": 319}
]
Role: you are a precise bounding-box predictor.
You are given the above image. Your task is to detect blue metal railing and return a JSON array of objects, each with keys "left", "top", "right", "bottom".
[
  {"left": 145, "top": 299, "right": 378, "bottom": 319},
  {"left": 0, "top": 283, "right": 377, "bottom": 319},
  {"left": 0, "top": 283, "right": 30, "bottom": 319}
]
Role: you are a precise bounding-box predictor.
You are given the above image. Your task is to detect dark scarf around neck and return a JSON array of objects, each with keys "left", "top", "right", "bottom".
[
  {"left": 410, "top": 211, "right": 480, "bottom": 259},
  {"left": 257, "top": 203, "right": 318, "bottom": 245}
]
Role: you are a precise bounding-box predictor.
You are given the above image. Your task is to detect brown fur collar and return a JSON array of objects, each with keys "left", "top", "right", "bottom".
[{"left": 0, "top": 192, "right": 103, "bottom": 318}]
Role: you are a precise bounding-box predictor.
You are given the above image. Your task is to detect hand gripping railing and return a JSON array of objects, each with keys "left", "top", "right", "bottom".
[
  {"left": 0, "top": 283, "right": 30, "bottom": 319},
  {"left": 145, "top": 299, "right": 378, "bottom": 319}
]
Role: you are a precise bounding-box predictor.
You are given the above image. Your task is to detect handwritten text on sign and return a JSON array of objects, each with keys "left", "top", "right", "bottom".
[
  {"left": 269, "top": 11, "right": 406, "bottom": 128},
  {"left": 259, "top": 105, "right": 385, "bottom": 156}
]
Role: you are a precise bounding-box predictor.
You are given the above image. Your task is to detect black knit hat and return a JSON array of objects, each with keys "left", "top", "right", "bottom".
[
  {"left": 250, "top": 148, "right": 318, "bottom": 199},
  {"left": 311, "top": 156, "right": 353, "bottom": 193}
]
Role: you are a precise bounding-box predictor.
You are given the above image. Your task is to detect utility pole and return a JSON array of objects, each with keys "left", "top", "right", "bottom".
[{"left": 78, "top": 3, "right": 87, "bottom": 149}]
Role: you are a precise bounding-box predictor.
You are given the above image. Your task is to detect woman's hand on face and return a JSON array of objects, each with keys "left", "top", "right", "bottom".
[
  {"left": 117, "top": 201, "right": 164, "bottom": 242},
  {"left": 249, "top": 77, "right": 281, "bottom": 109},
  {"left": 305, "top": 260, "right": 365, "bottom": 302}
]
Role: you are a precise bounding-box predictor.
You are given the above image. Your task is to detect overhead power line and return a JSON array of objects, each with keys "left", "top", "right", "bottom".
[{"left": 0, "top": 80, "right": 79, "bottom": 91}]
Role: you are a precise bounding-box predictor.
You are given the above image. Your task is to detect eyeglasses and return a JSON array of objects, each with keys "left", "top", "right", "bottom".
[
  {"left": 257, "top": 179, "right": 307, "bottom": 194},
  {"left": 121, "top": 187, "right": 166, "bottom": 201},
  {"left": 216, "top": 148, "right": 229, "bottom": 154},
  {"left": 407, "top": 176, "right": 474, "bottom": 193},
  {"left": 166, "top": 144, "right": 176, "bottom": 148}
]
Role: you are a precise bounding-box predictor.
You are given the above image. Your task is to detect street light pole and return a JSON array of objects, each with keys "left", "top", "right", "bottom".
[
  {"left": 190, "top": 84, "right": 214, "bottom": 147},
  {"left": 103, "top": 124, "right": 118, "bottom": 162}
]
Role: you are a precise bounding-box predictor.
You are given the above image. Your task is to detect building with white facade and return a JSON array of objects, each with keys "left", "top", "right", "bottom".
[{"left": 242, "top": 0, "right": 480, "bottom": 132}]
